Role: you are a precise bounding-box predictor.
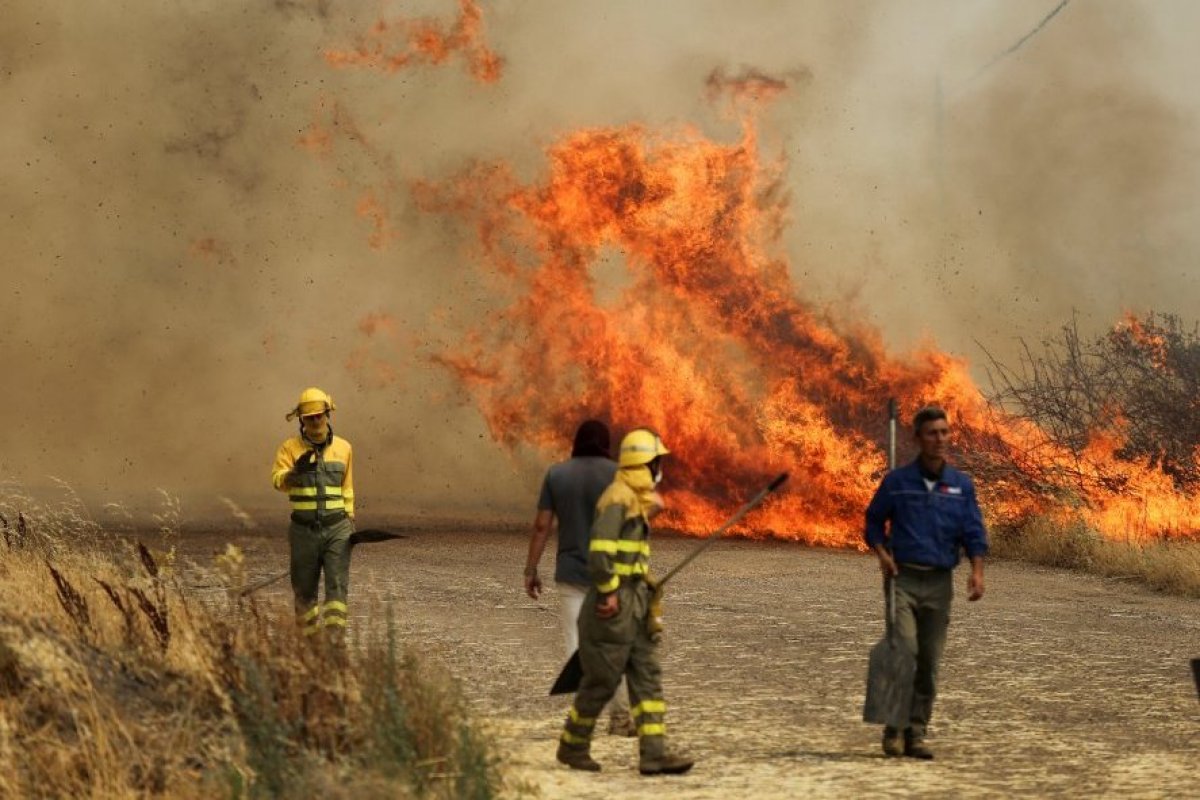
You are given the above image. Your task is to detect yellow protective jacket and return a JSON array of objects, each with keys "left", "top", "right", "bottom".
[
  {"left": 587, "top": 475, "right": 653, "bottom": 594},
  {"left": 271, "top": 435, "right": 355, "bottom": 523}
]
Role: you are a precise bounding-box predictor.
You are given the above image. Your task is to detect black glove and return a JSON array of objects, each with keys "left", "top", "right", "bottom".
[{"left": 293, "top": 450, "right": 318, "bottom": 473}]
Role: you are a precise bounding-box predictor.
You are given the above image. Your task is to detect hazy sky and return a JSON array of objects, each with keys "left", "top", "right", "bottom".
[{"left": 2, "top": 0, "right": 1198, "bottom": 521}]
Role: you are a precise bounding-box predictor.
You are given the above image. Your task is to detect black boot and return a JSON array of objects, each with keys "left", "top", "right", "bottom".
[
  {"left": 904, "top": 733, "right": 934, "bottom": 760},
  {"left": 881, "top": 727, "right": 903, "bottom": 757},
  {"left": 639, "top": 751, "right": 695, "bottom": 775},
  {"left": 556, "top": 742, "right": 601, "bottom": 772}
]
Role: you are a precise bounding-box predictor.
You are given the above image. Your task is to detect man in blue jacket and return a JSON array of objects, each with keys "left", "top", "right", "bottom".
[{"left": 865, "top": 405, "right": 988, "bottom": 760}]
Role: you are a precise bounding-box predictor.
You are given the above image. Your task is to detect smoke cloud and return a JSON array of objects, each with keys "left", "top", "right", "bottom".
[{"left": 2, "top": 0, "right": 1197, "bottom": 521}]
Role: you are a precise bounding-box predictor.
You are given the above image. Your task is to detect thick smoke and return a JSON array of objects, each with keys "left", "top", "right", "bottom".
[{"left": 1, "top": 0, "right": 1196, "bottom": 522}]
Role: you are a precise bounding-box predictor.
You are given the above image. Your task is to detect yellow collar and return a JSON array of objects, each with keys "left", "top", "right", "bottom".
[{"left": 613, "top": 466, "right": 660, "bottom": 519}]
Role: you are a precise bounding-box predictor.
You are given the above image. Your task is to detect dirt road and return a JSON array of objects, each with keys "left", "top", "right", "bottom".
[{"left": 181, "top": 525, "right": 1199, "bottom": 799}]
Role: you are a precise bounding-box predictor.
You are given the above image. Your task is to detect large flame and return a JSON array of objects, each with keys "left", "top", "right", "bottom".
[
  {"left": 310, "top": 9, "right": 1199, "bottom": 545},
  {"left": 410, "top": 115, "right": 995, "bottom": 544},
  {"left": 411, "top": 115, "right": 1200, "bottom": 544}
]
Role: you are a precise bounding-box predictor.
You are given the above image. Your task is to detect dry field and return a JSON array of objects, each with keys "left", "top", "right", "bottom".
[{"left": 181, "top": 523, "right": 1200, "bottom": 800}]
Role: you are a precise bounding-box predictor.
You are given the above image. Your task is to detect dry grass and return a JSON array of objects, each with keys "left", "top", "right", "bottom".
[
  {"left": 991, "top": 513, "right": 1200, "bottom": 597},
  {"left": 0, "top": 491, "right": 505, "bottom": 799}
]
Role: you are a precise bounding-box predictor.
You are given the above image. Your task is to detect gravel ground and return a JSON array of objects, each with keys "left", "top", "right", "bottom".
[{"left": 179, "top": 524, "right": 1200, "bottom": 799}]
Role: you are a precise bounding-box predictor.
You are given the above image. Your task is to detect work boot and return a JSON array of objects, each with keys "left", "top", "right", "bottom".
[
  {"left": 881, "top": 728, "right": 903, "bottom": 758},
  {"left": 904, "top": 735, "right": 934, "bottom": 760},
  {"left": 638, "top": 751, "right": 695, "bottom": 776},
  {"left": 556, "top": 743, "right": 601, "bottom": 772},
  {"left": 607, "top": 710, "right": 637, "bottom": 737}
]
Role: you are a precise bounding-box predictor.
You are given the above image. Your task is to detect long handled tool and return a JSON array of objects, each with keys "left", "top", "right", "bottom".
[
  {"left": 863, "top": 399, "right": 917, "bottom": 727},
  {"left": 237, "top": 528, "right": 405, "bottom": 597},
  {"left": 549, "top": 472, "right": 789, "bottom": 695}
]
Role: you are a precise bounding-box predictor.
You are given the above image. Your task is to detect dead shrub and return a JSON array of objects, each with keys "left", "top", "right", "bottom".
[
  {"left": 984, "top": 311, "right": 1200, "bottom": 492},
  {"left": 992, "top": 513, "right": 1200, "bottom": 597},
  {"left": 0, "top": 515, "right": 503, "bottom": 798}
]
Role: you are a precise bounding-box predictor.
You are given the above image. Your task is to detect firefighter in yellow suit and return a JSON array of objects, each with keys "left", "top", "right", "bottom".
[
  {"left": 271, "top": 388, "right": 355, "bottom": 641},
  {"left": 557, "top": 428, "right": 694, "bottom": 775}
]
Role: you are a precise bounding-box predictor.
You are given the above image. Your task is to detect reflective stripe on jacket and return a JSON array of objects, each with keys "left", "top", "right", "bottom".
[
  {"left": 271, "top": 435, "right": 355, "bottom": 521},
  {"left": 588, "top": 481, "right": 650, "bottom": 593}
]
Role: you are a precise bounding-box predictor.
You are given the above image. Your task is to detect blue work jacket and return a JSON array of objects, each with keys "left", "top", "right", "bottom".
[{"left": 864, "top": 460, "right": 988, "bottom": 569}]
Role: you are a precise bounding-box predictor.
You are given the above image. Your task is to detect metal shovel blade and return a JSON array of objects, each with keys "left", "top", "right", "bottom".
[
  {"left": 349, "top": 528, "right": 406, "bottom": 546},
  {"left": 549, "top": 649, "right": 583, "bottom": 696},
  {"left": 863, "top": 402, "right": 914, "bottom": 727},
  {"left": 863, "top": 635, "right": 916, "bottom": 727}
]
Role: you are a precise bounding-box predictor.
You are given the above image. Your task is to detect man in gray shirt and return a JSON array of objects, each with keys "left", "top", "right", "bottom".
[{"left": 524, "top": 420, "right": 633, "bottom": 735}]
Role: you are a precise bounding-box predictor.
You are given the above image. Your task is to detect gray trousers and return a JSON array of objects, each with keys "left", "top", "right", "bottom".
[{"left": 892, "top": 566, "right": 953, "bottom": 738}]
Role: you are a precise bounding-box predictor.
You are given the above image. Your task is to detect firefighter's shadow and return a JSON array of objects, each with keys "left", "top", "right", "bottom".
[{"left": 773, "top": 749, "right": 890, "bottom": 763}]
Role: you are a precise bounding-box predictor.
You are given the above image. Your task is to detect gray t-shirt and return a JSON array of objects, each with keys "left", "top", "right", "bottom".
[{"left": 537, "top": 456, "right": 618, "bottom": 585}]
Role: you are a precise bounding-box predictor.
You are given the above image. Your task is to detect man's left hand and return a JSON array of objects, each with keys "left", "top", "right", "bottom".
[{"left": 968, "top": 570, "right": 985, "bottom": 601}]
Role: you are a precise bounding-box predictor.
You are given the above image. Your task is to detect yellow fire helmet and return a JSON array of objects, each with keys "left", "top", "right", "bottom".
[
  {"left": 286, "top": 387, "right": 336, "bottom": 421},
  {"left": 618, "top": 428, "right": 670, "bottom": 468}
]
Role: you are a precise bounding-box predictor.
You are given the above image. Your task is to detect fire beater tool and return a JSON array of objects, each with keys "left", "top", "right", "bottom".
[
  {"left": 549, "top": 471, "right": 790, "bottom": 696},
  {"left": 863, "top": 398, "right": 917, "bottom": 728},
  {"left": 237, "top": 528, "right": 405, "bottom": 597}
]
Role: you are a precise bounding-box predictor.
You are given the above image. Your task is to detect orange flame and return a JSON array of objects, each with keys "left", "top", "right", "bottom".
[
  {"left": 309, "top": 38, "right": 1197, "bottom": 544},
  {"left": 324, "top": 0, "right": 503, "bottom": 84},
  {"left": 704, "top": 66, "right": 802, "bottom": 116},
  {"left": 1115, "top": 312, "right": 1169, "bottom": 368},
  {"left": 410, "top": 116, "right": 1005, "bottom": 544},
  {"left": 409, "top": 115, "right": 1200, "bottom": 544}
]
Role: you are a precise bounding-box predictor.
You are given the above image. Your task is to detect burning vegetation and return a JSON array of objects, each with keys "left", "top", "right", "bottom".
[
  {"left": 408, "top": 113, "right": 1200, "bottom": 546},
  {"left": 980, "top": 312, "right": 1200, "bottom": 539},
  {"left": 304, "top": 4, "right": 1200, "bottom": 549}
]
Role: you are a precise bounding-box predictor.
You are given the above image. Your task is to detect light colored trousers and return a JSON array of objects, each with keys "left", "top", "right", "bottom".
[{"left": 558, "top": 582, "right": 629, "bottom": 715}]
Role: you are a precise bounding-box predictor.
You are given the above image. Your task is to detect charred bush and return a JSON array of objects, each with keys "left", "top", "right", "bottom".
[{"left": 983, "top": 312, "right": 1200, "bottom": 492}]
